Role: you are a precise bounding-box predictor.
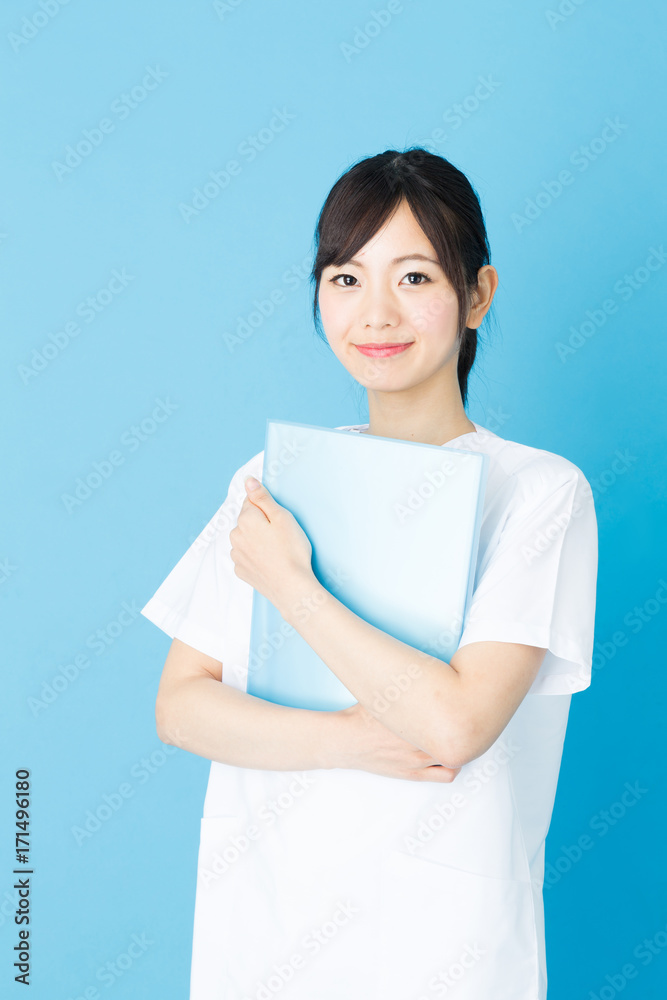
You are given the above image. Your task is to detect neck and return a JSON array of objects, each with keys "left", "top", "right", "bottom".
[{"left": 360, "top": 383, "right": 476, "bottom": 447}]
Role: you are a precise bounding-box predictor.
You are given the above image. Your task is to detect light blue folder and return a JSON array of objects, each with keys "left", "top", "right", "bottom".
[{"left": 246, "top": 419, "right": 488, "bottom": 711}]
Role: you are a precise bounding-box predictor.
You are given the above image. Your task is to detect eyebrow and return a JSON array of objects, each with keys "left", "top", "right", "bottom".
[{"left": 344, "top": 253, "right": 441, "bottom": 268}]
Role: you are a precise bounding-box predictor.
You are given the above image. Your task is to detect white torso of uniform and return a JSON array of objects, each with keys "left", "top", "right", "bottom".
[{"left": 141, "top": 422, "right": 598, "bottom": 1000}]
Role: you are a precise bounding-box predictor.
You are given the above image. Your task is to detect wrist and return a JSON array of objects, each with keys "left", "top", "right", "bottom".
[
  {"left": 277, "top": 570, "right": 327, "bottom": 628},
  {"left": 314, "top": 705, "right": 355, "bottom": 771}
]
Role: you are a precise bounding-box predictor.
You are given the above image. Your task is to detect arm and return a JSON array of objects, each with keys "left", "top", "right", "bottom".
[
  {"left": 277, "top": 572, "right": 548, "bottom": 769},
  {"left": 154, "top": 637, "right": 462, "bottom": 781},
  {"left": 155, "top": 636, "right": 344, "bottom": 770},
  {"left": 231, "top": 478, "right": 549, "bottom": 771}
]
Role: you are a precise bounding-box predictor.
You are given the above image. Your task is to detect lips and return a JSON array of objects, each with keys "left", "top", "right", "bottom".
[{"left": 354, "top": 342, "right": 414, "bottom": 357}]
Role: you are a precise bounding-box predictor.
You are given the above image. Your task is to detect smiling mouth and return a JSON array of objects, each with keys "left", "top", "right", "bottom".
[{"left": 353, "top": 342, "right": 414, "bottom": 357}]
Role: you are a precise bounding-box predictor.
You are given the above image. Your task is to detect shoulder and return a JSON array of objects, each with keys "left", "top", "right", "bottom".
[
  {"left": 504, "top": 441, "right": 585, "bottom": 496},
  {"left": 475, "top": 427, "right": 589, "bottom": 501},
  {"left": 480, "top": 433, "right": 585, "bottom": 487}
]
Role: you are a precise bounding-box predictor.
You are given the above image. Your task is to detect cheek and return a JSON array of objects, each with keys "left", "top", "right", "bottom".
[
  {"left": 318, "top": 291, "right": 345, "bottom": 341},
  {"left": 409, "top": 291, "right": 459, "bottom": 337},
  {"left": 317, "top": 295, "right": 333, "bottom": 334}
]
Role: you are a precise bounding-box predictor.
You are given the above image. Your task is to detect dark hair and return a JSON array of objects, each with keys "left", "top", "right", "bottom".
[{"left": 310, "top": 147, "right": 492, "bottom": 408}]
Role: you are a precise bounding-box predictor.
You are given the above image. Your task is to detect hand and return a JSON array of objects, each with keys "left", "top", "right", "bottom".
[
  {"left": 336, "top": 702, "right": 462, "bottom": 783},
  {"left": 229, "top": 476, "right": 317, "bottom": 612}
]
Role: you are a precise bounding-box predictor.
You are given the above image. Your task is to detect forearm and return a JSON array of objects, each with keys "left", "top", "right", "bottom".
[
  {"left": 157, "top": 674, "right": 345, "bottom": 771},
  {"left": 279, "top": 573, "right": 466, "bottom": 766}
]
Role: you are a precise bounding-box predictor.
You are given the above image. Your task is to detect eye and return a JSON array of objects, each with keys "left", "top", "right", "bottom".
[
  {"left": 328, "top": 273, "right": 358, "bottom": 287},
  {"left": 327, "top": 270, "right": 433, "bottom": 287},
  {"left": 401, "top": 271, "right": 432, "bottom": 285}
]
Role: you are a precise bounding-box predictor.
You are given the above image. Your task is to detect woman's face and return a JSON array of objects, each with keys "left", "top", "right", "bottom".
[{"left": 318, "top": 198, "right": 465, "bottom": 393}]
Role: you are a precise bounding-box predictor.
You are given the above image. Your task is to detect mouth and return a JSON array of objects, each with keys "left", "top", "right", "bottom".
[{"left": 353, "top": 342, "right": 414, "bottom": 358}]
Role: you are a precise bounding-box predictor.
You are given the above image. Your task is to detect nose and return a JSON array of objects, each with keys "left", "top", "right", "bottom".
[{"left": 359, "top": 283, "right": 401, "bottom": 332}]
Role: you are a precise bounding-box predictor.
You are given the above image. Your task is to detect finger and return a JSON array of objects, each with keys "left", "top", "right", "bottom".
[{"left": 422, "top": 765, "right": 460, "bottom": 782}]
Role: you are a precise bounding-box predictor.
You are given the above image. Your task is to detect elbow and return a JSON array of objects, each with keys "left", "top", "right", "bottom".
[
  {"left": 155, "top": 691, "right": 179, "bottom": 747},
  {"left": 425, "top": 681, "right": 495, "bottom": 768},
  {"left": 432, "top": 743, "right": 478, "bottom": 771},
  {"left": 429, "top": 720, "right": 483, "bottom": 771}
]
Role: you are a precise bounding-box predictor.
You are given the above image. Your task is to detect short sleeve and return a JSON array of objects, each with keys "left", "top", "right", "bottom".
[
  {"left": 140, "top": 455, "right": 260, "bottom": 667},
  {"left": 456, "top": 465, "right": 598, "bottom": 695}
]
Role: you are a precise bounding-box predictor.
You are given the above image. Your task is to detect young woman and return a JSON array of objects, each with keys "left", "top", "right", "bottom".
[{"left": 142, "top": 148, "right": 598, "bottom": 1000}]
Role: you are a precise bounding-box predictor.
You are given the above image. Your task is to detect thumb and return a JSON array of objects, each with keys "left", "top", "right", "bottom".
[{"left": 243, "top": 475, "right": 279, "bottom": 514}]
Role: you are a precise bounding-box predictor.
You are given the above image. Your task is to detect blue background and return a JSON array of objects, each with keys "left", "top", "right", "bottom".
[{"left": 2, "top": 1, "right": 666, "bottom": 997}]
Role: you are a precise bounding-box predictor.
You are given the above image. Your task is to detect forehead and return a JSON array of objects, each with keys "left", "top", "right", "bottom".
[
  {"left": 320, "top": 197, "right": 445, "bottom": 272},
  {"left": 356, "top": 200, "right": 432, "bottom": 255}
]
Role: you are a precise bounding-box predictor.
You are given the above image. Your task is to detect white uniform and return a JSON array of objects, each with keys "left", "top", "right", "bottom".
[{"left": 141, "top": 421, "right": 598, "bottom": 1000}]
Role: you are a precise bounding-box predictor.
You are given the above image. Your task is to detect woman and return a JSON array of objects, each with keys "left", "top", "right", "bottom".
[{"left": 142, "top": 148, "right": 598, "bottom": 999}]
